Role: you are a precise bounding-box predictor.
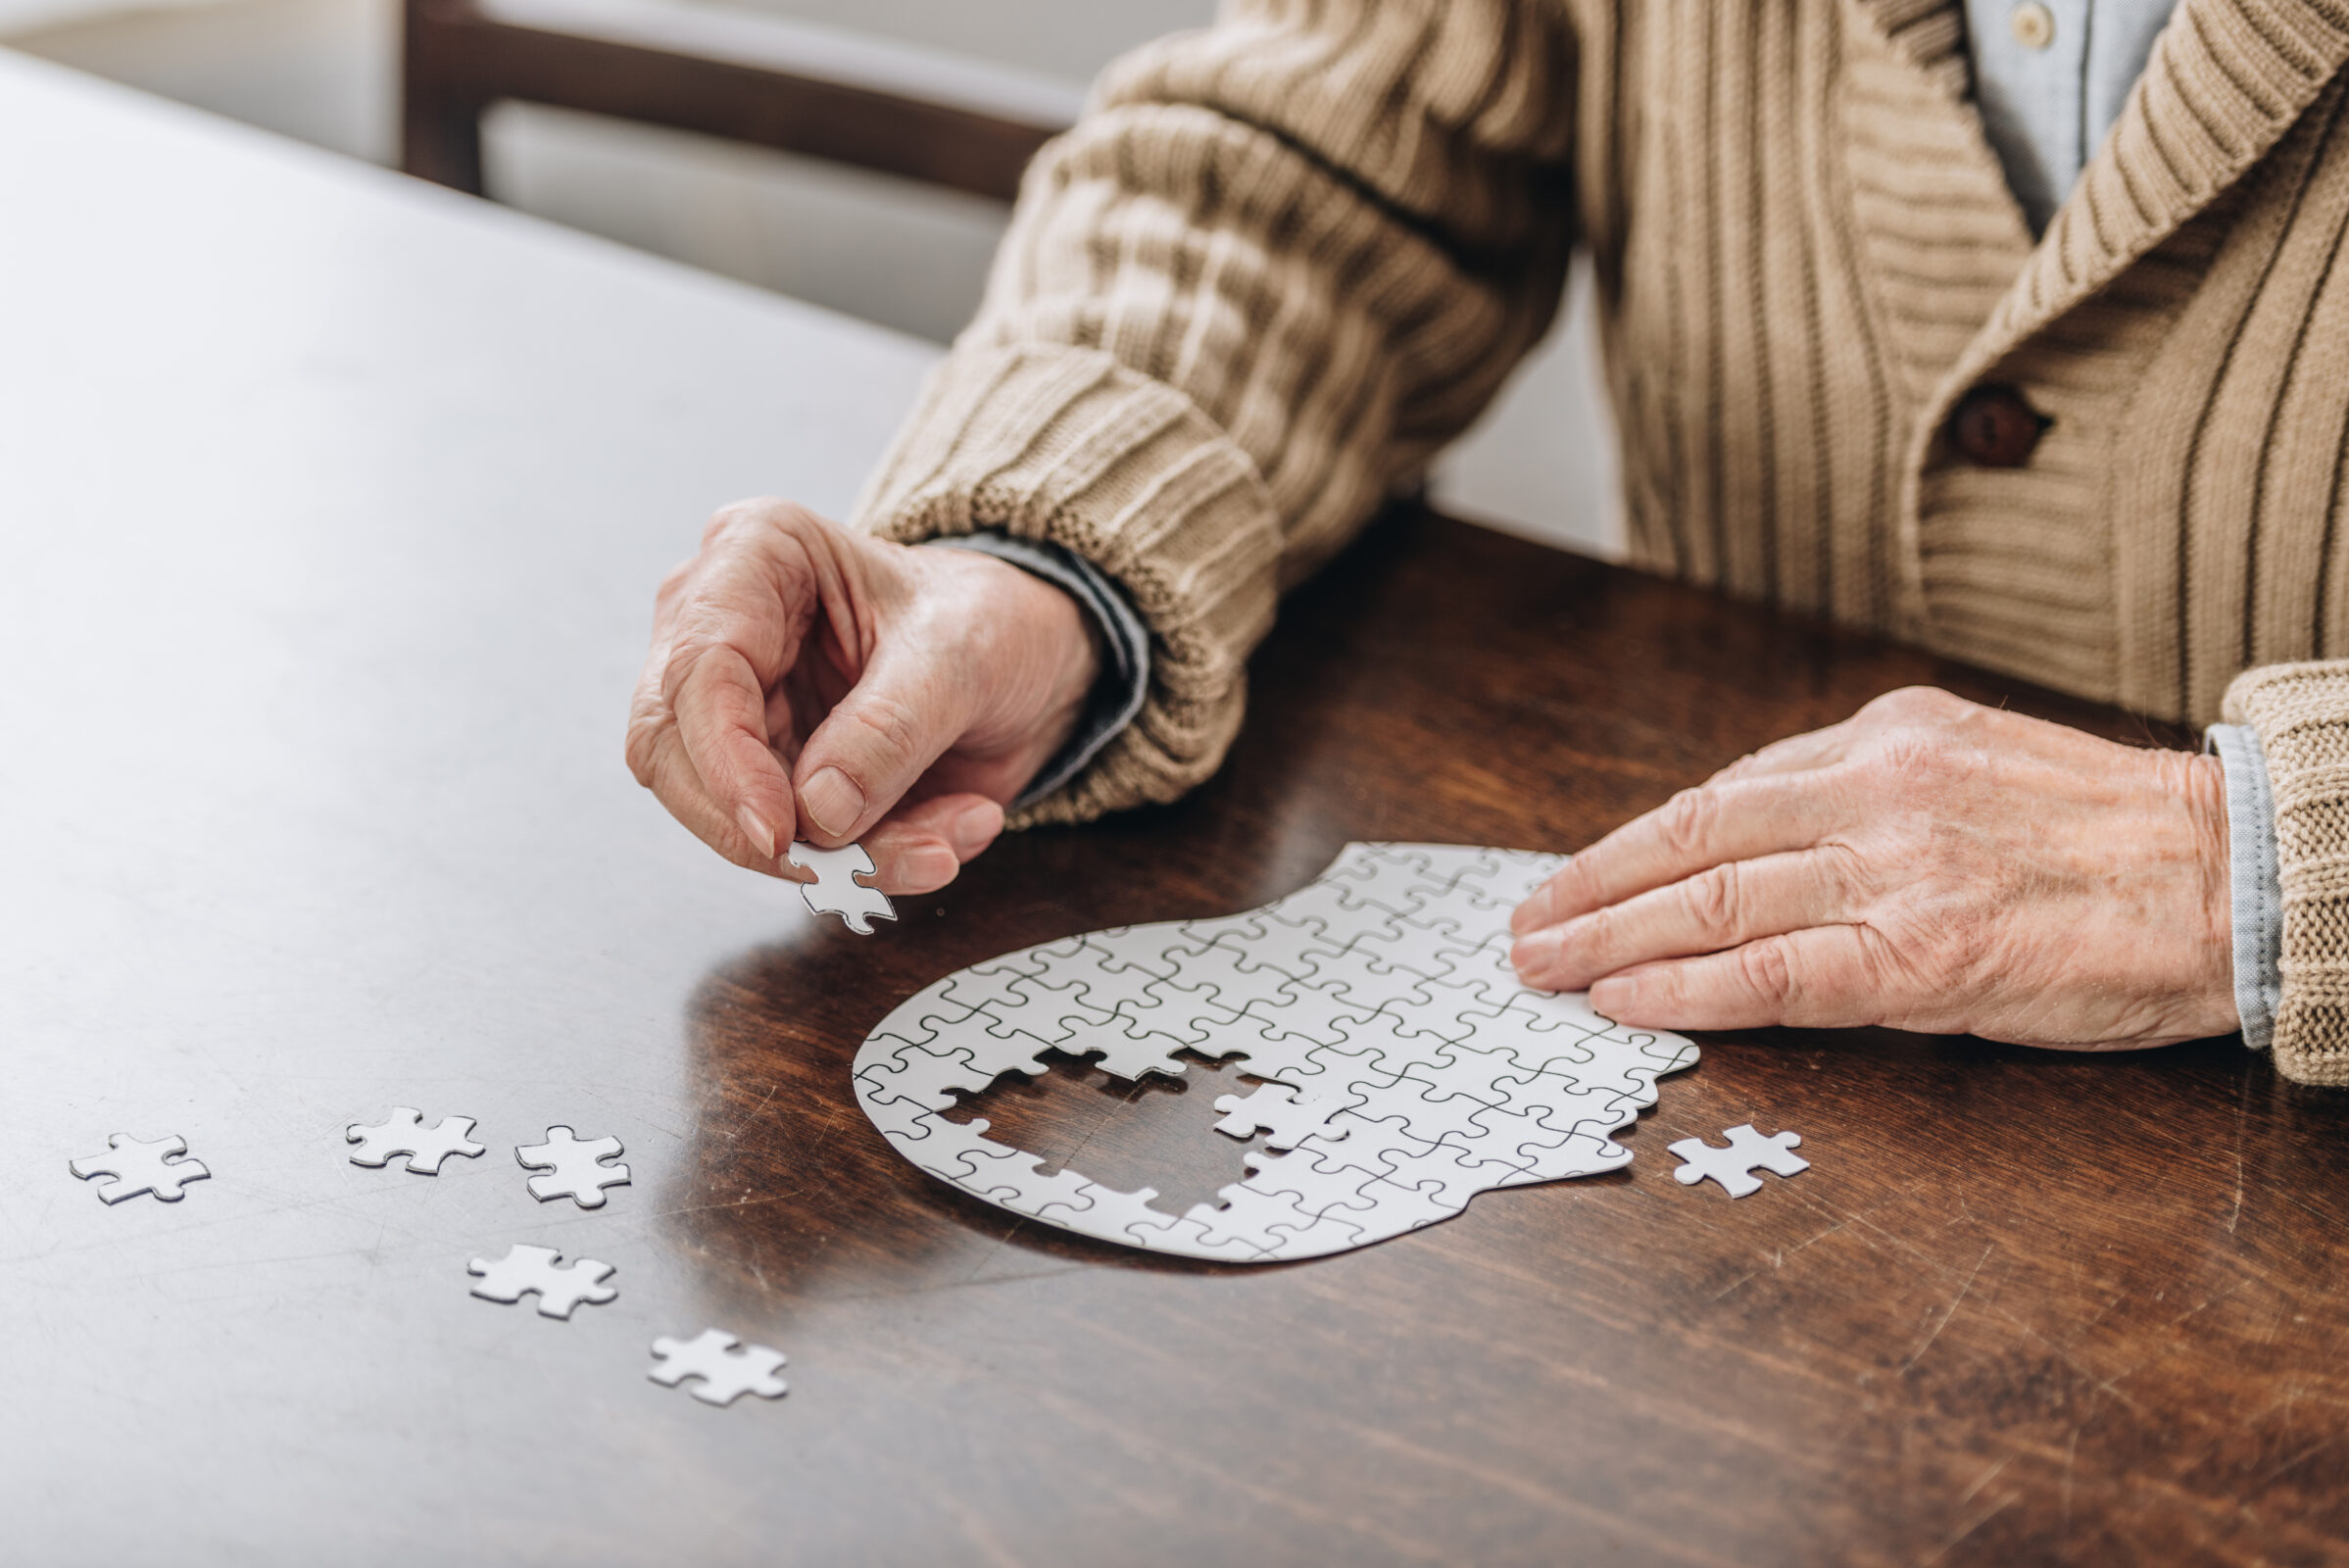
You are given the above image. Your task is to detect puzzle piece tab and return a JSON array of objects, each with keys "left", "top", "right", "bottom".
[
  {"left": 648, "top": 1328, "right": 788, "bottom": 1406},
  {"left": 467, "top": 1244, "right": 618, "bottom": 1318},
  {"left": 70, "top": 1133, "right": 211, "bottom": 1203},
  {"left": 346, "top": 1107, "right": 485, "bottom": 1174},
  {"left": 514, "top": 1126, "right": 631, "bottom": 1208},
  {"left": 1669, "top": 1123, "right": 1808, "bottom": 1198},
  {"left": 788, "top": 841, "right": 896, "bottom": 935}
]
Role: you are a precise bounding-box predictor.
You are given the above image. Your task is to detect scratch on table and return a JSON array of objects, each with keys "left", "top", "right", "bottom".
[
  {"left": 1914, "top": 1492, "right": 2018, "bottom": 1567},
  {"left": 1899, "top": 1240, "right": 1994, "bottom": 1375},
  {"left": 1957, "top": 1451, "right": 2013, "bottom": 1506}
]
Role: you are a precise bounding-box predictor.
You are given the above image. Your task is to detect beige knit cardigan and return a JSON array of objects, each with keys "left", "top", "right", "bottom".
[{"left": 853, "top": 0, "right": 2349, "bottom": 1080}]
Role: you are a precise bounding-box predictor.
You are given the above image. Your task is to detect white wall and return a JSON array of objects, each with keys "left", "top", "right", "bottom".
[{"left": 5, "top": 0, "right": 1622, "bottom": 556}]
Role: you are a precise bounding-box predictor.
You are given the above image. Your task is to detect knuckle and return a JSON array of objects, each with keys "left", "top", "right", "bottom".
[
  {"left": 1655, "top": 787, "right": 1719, "bottom": 858},
  {"left": 1735, "top": 937, "right": 1799, "bottom": 1006},
  {"left": 1814, "top": 839, "right": 1871, "bottom": 901},
  {"left": 1682, "top": 861, "right": 1743, "bottom": 938},
  {"left": 841, "top": 689, "right": 928, "bottom": 773},
  {"left": 622, "top": 714, "right": 661, "bottom": 785},
  {"left": 1861, "top": 685, "right": 1958, "bottom": 725},
  {"left": 1576, "top": 903, "right": 1623, "bottom": 964},
  {"left": 1552, "top": 857, "right": 1603, "bottom": 912},
  {"left": 1707, "top": 751, "right": 1763, "bottom": 785},
  {"left": 705, "top": 496, "right": 825, "bottom": 549},
  {"left": 658, "top": 637, "right": 711, "bottom": 709}
]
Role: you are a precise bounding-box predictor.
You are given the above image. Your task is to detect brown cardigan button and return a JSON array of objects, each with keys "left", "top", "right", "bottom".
[{"left": 1947, "top": 384, "right": 2049, "bottom": 467}]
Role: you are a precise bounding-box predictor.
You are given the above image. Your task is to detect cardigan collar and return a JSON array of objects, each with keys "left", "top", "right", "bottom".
[
  {"left": 1854, "top": 0, "right": 2349, "bottom": 395},
  {"left": 1964, "top": 0, "right": 2349, "bottom": 387}
]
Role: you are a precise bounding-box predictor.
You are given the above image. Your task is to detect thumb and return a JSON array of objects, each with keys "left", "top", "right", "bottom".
[{"left": 792, "top": 645, "right": 971, "bottom": 845}]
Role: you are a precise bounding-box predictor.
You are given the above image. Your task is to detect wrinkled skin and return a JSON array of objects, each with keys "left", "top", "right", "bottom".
[
  {"left": 1508, "top": 687, "right": 2238, "bottom": 1051},
  {"left": 626, "top": 499, "right": 1099, "bottom": 895},
  {"left": 631, "top": 514, "right": 2237, "bottom": 1050}
]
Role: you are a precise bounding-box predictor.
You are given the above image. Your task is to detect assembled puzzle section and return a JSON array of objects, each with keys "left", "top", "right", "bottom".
[{"left": 853, "top": 843, "right": 1699, "bottom": 1262}]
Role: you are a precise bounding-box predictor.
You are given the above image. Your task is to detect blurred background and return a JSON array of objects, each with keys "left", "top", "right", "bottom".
[{"left": 3, "top": 0, "right": 1623, "bottom": 557}]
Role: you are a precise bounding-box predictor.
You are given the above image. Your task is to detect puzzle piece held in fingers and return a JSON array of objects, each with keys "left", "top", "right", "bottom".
[{"left": 788, "top": 841, "right": 897, "bottom": 935}]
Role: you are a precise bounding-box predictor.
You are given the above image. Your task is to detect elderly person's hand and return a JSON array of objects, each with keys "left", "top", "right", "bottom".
[
  {"left": 1509, "top": 688, "right": 2238, "bottom": 1051},
  {"left": 626, "top": 500, "right": 1099, "bottom": 895}
]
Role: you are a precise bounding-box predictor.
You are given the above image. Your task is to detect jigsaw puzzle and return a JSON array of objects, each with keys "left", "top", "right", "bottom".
[
  {"left": 1669, "top": 1124, "right": 1807, "bottom": 1198},
  {"left": 788, "top": 841, "right": 896, "bottom": 935},
  {"left": 853, "top": 843, "right": 1699, "bottom": 1262},
  {"left": 345, "top": 1108, "right": 486, "bottom": 1174},
  {"left": 70, "top": 1133, "right": 212, "bottom": 1203},
  {"left": 648, "top": 1329, "right": 789, "bottom": 1405},
  {"left": 467, "top": 1244, "right": 618, "bottom": 1318},
  {"left": 515, "top": 1126, "right": 631, "bottom": 1208}
]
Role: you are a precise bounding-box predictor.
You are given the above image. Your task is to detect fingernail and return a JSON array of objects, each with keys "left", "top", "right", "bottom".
[
  {"left": 949, "top": 801, "right": 1003, "bottom": 858},
  {"left": 1590, "top": 974, "right": 1638, "bottom": 1014},
  {"left": 735, "top": 805, "right": 776, "bottom": 860},
  {"left": 901, "top": 844, "right": 958, "bottom": 891},
  {"left": 800, "top": 767, "right": 863, "bottom": 838}
]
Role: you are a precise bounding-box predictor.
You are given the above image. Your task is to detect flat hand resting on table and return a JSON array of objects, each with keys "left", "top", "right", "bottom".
[
  {"left": 626, "top": 500, "right": 1099, "bottom": 895},
  {"left": 1508, "top": 688, "right": 2238, "bottom": 1051}
]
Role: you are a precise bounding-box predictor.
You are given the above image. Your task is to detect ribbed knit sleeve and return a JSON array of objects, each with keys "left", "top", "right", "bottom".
[
  {"left": 2223, "top": 662, "right": 2349, "bottom": 1086},
  {"left": 852, "top": 0, "right": 1579, "bottom": 824}
]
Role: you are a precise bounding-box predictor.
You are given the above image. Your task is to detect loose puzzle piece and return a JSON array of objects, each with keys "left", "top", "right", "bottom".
[
  {"left": 514, "top": 1126, "right": 631, "bottom": 1208},
  {"left": 70, "top": 1133, "right": 211, "bottom": 1203},
  {"left": 852, "top": 843, "right": 1701, "bottom": 1262},
  {"left": 788, "top": 841, "right": 897, "bottom": 935},
  {"left": 1669, "top": 1123, "right": 1809, "bottom": 1198},
  {"left": 648, "top": 1328, "right": 789, "bottom": 1406},
  {"left": 467, "top": 1244, "right": 618, "bottom": 1318},
  {"left": 345, "top": 1107, "right": 486, "bottom": 1174}
]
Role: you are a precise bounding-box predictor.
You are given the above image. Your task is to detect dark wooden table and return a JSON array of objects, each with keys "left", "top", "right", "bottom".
[{"left": 10, "top": 49, "right": 2349, "bottom": 1568}]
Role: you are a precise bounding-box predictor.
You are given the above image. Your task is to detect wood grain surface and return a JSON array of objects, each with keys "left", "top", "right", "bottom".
[
  {"left": 678, "top": 505, "right": 2349, "bottom": 1566},
  {"left": 11, "top": 62, "right": 2346, "bottom": 1560}
]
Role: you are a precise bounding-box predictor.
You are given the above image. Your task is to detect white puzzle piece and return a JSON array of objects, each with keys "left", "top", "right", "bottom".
[
  {"left": 345, "top": 1107, "right": 486, "bottom": 1174},
  {"left": 1669, "top": 1124, "right": 1808, "bottom": 1198},
  {"left": 648, "top": 1329, "right": 789, "bottom": 1405},
  {"left": 467, "top": 1244, "right": 618, "bottom": 1318},
  {"left": 853, "top": 843, "right": 1700, "bottom": 1262},
  {"left": 788, "top": 841, "right": 897, "bottom": 935},
  {"left": 70, "top": 1133, "right": 211, "bottom": 1203},
  {"left": 1212, "top": 1082, "right": 1355, "bottom": 1151},
  {"left": 514, "top": 1126, "right": 631, "bottom": 1208}
]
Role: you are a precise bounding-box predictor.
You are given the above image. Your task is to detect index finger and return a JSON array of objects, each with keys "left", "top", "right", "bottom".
[
  {"left": 1510, "top": 771, "right": 1849, "bottom": 936},
  {"left": 665, "top": 638, "right": 803, "bottom": 861}
]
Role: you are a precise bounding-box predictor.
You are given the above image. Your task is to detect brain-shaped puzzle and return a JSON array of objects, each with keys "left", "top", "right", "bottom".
[{"left": 854, "top": 844, "right": 1698, "bottom": 1261}]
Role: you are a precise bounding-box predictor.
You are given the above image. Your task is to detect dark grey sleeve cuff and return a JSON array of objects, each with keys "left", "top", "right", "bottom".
[
  {"left": 2207, "top": 722, "right": 2283, "bottom": 1052},
  {"left": 924, "top": 532, "right": 1152, "bottom": 811}
]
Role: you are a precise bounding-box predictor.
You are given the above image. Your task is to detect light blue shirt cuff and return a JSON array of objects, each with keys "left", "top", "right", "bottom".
[
  {"left": 923, "top": 532, "right": 1151, "bottom": 811},
  {"left": 2207, "top": 722, "right": 2282, "bottom": 1051}
]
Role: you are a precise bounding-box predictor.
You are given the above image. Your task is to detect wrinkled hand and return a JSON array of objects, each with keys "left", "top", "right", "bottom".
[
  {"left": 1509, "top": 688, "right": 2237, "bottom": 1050},
  {"left": 627, "top": 499, "right": 1100, "bottom": 895}
]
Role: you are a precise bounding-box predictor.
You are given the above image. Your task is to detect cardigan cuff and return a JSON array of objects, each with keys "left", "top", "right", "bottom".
[
  {"left": 2206, "top": 723, "right": 2283, "bottom": 1052},
  {"left": 853, "top": 342, "right": 1281, "bottom": 826},
  {"left": 2221, "top": 662, "right": 2349, "bottom": 1086}
]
